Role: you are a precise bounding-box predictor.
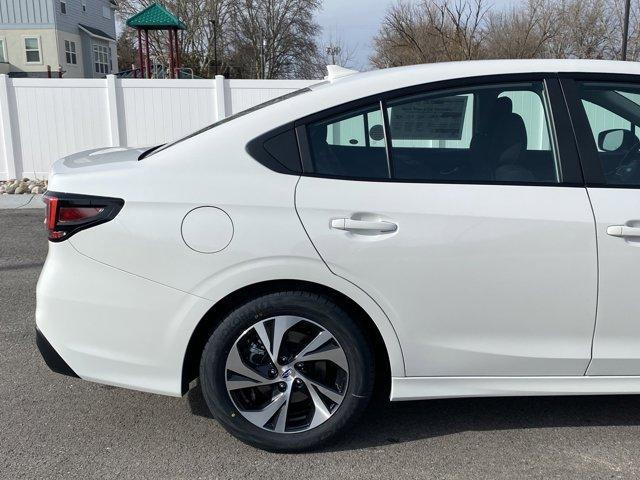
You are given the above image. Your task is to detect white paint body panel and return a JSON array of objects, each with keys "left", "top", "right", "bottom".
[
  {"left": 392, "top": 376, "right": 640, "bottom": 401},
  {"left": 586, "top": 188, "right": 640, "bottom": 375},
  {"left": 37, "top": 121, "right": 407, "bottom": 395},
  {"left": 36, "top": 241, "right": 211, "bottom": 396},
  {"left": 180, "top": 206, "right": 234, "bottom": 253},
  {"left": 34, "top": 59, "right": 640, "bottom": 401},
  {"left": 296, "top": 179, "right": 598, "bottom": 376}
]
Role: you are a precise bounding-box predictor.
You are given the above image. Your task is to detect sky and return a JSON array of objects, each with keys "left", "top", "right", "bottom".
[{"left": 315, "top": 0, "right": 514, "bottom": 70}]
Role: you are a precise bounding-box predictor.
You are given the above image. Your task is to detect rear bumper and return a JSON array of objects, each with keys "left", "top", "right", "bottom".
[
  {"left": 35, "top": 328, "right": 78, "bottom": 378},
  {"left": 35, "top": 241, "right": 212, "bottom": 397}
]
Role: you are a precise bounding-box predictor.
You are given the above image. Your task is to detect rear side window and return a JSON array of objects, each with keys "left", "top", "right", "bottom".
[
  {"left": 306, "top": 81, "right": 560, "bottom": 184},
  {"left": 308, "top": 104, "right": 388, "bottom": 179},
  {"left": 388, "top": 93, "right": 473, "bottom": 149}
]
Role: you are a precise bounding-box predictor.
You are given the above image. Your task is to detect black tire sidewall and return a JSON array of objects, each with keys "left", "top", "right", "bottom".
[{"left": 199, "top": 291, "right": 374, "bottom": 452}]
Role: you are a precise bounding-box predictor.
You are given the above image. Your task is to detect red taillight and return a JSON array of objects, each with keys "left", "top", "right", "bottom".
[
  {"left": 43, "top": 192, "right": 123, "bottom": 242},
  {"left": 58, "top": 206, "right": 104, "bottom": 223},
  {"left": 44, "top": 196, "right": 58, "bottom": 231},
  {"left": 44, "top": 195, "right": 67, "bottom": 240}
]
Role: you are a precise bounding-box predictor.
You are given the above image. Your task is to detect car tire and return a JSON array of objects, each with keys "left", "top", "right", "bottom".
[{"left": 199, "top": 290, "right": 374, "bottom": 452}]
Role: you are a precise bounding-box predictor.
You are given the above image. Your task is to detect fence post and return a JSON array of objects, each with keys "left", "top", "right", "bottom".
[
  {"left": 106, "top": 74, "right": 122, "bottom": 146},
  {"left": 0, "top": 74, "right": 18, "bottom": 180},
  {"left": 215, "top": 75, "right": 228, "bottom": 120}
]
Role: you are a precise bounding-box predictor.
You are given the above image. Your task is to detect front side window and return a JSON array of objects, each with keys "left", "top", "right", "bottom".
[
  {"left": 575, "top": 82, "right": 640, "bottom": 187},
  {"left": 65, "top": 40, "right": 77, "bottom": 65},
  {"left": 82, "top": 0, "right": 87, "bottom": 12},
  {"left": 24, "top": 37, "right": 41, "bottom": 63},
  {"left": 102, "top": 5, "right": 111, "bottom": 18},
  {"left": 93, "top": 44, "right": 110, "bottom": 74},
  {"left": 306, "top": 81, "right": 559, "bottom": 183},
  {"left": 60, "top": 0, "right": 67, "bottom": 14}
]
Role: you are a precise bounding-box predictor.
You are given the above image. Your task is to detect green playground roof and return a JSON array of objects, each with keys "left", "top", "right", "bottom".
[{"left": 126, "top": 3, "right": 186, "bottom": 30}]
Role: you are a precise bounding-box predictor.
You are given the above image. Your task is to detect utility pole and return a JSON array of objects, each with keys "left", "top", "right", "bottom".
[
  {"left": 212, "top": 17, "right": 218, "bottom": 76},
  {"left": 262, "top": 38, "right": 267, "bottom": 78},
  {"left": 259, "top": 32, "right": 266, "bottom": 79},
  {"left": 326, "top": 44, "right": 341, "bottom": 64},
  {"left": 622, "top": 0, "right": 631, "bottom": 60}
]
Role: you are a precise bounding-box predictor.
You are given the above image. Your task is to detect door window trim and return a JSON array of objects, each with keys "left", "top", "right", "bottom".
[
  {"left": 292, "top": 73, "right": 582, "bottom": 186},
  {"left": 380, "top": 99, "right": 394, "bottom": 178},
  {"left": 559, "top": 73, "right": 640, "bottom": 188}
]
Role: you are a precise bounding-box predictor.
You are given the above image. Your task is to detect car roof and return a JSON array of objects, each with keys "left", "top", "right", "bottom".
[
  {"left": 216, "top": 59, "right": 640, "bottom": 142},
  {"left": 310, "top": 59, "right": 640, "bottom": 97}
]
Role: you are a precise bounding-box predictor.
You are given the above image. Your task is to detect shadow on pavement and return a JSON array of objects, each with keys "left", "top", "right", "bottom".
[{"left": 186, "top": 383, "right": 640, "bottom": 451}]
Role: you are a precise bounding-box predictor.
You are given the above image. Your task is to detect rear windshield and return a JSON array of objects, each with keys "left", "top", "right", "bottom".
[{"left": 142, "top": 86, "right": 314, "bottom": 159}]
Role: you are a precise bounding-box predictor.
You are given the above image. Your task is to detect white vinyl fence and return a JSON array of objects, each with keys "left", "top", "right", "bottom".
[{"left": 0, "top": 74, "right": 315, "bottom": 180}]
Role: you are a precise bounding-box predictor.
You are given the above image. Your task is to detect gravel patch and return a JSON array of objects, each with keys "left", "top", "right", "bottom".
[{"left": 1, "top": 177, "right": 47, "bottom": 195}]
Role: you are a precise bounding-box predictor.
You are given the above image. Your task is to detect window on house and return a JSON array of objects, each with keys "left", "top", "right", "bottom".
[
  {"left": 93, "top": 44, "right": 111, "bottom": 74},
  {"left": 102, "top": 6, "right": 111, "bottom": 18},
  {"left": 82, "top": 1, "right": 87, "bottom": 12},
  {"left": 0, "top": 39, "right": 6, "bottom": 63},
  {"left": 60, "top": 0, "right": 67, "bottom": 14},
  {"left": 65, "top": 40, "right": 77, "bottom": 65},
  {"left": 24, "top": 37, "right": 41, "bottom": 63}
]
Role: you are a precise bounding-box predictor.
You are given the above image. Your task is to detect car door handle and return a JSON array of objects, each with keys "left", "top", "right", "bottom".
[
  {"left": 606, "top": 225, "right": 640, "bottom": 238},
  {"left": 330, "top": 218, "right": 398, "bottom": 233}
]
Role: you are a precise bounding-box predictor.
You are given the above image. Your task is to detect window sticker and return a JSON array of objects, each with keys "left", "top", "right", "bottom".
[{"left": 390, "top": 96, "right": 468, "bottom": 141}]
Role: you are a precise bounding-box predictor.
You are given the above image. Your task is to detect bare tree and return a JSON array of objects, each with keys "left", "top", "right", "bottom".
[
  {"left": 425, "top": 0, "right": 488, "bottom": 60},
  {"left": 484, "top": 0, "right": 561, "bottom": 59},
  {"left": 229, "top": 0, "right": 322, "bottom": 79},
  {"left": 370, "top": 1, "right": 431, "bottom": 67},
  {"left": 176, "top": 0, "right": 236, "bottom": 77},
  {"left": 371, "top": 0, "right": 640, "bottom": 67},
  {"left": 602, "top": 0, "right": 640, "bottom": 60},
  {"left": 116, "top": 29, "right": 139, "bottom": 71},
  {"left": 319, "top": 35, "right": 358, "bottom": 68},
  {"left": 370, "top": 0, "right": 489, "bottom": 68},
  {"left": 548, "top": 0, "right": 617, "bottom": 59},
  {"left": 116, "top": 0, "right": 322, "bottom": 78}
]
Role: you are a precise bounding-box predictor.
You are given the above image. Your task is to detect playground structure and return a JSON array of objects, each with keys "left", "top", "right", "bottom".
[{"left": 126, "top": 3, "right": 186, "bottom": 79}]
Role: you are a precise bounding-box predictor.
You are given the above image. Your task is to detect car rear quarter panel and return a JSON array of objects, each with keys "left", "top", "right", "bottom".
[{"left": 46, "top": 121, "right": 405, "bottom": 386}]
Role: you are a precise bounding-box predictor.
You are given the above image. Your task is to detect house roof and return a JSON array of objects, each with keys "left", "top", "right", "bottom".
[
  {"left": 78, "top": 24, "right": 116, "bottom": 42},
  {"left": 126, "top": 3, "right": 186, "bottom": 30}
]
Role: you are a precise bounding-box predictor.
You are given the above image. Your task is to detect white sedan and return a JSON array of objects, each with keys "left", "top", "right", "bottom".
[{"left": 36, "top": 59, "right": 640, "bottom": 451}]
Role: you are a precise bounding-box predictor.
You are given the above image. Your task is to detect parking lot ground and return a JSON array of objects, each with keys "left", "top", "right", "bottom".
[{"left": 3, "top": 208, "right": 640, "bottom": 479}]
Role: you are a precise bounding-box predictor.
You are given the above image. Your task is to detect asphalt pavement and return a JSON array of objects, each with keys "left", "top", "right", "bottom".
[{"left": 2, "top": 208, "right": 640, "bottom": 479}]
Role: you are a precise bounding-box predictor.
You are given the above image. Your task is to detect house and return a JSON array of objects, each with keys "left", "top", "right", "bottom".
[{"left": 0, "top": 0, "right": 118, "bottom": 78}]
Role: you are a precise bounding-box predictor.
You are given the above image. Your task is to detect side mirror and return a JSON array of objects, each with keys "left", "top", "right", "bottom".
[{"left": 598, "top": 129, "right": 628, "bottom": 152}]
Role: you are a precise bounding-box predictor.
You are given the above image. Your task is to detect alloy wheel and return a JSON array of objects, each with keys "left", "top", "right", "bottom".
[{"left": 224, "top": 315, "right": 349, "bottom": 433}]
